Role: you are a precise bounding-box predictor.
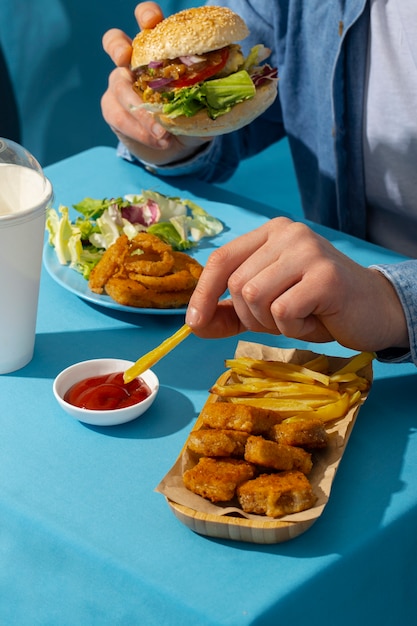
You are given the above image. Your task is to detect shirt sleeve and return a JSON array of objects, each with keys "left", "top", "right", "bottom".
[{"left": 370, "top": 260, "right": 417, "bottom": 366}]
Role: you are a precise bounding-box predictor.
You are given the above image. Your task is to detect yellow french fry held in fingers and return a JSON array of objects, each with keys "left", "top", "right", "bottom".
[{"left": 124, "top": 324, "right": 192, "bottom": 383}]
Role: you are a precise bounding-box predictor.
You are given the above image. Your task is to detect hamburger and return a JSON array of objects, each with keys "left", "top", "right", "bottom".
[{"left": 130, "top": 5, "right": 278, "bottom": 136}]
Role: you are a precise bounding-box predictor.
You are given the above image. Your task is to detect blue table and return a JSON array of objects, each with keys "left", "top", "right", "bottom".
[{"left": 1, "top": 147, "right": 416, "bottom": 625}]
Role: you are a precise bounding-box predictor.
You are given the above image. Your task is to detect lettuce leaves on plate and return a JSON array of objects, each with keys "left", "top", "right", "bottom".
[{"left": 46, "top": 191, "right": 223, "bottom": 280}]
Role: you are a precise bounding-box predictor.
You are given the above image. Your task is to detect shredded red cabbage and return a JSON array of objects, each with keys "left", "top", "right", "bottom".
[
  {"left": 250, "top": 65, "right": 278, "bottom": 87},
  {"left": 121, "top": 200, "right": 161, "bottom": 226}
]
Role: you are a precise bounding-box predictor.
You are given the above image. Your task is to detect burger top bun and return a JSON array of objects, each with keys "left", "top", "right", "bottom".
[
  {"left": 131, "top": 6, "right": 250, "bottom": 69},
  {"left": 150, "top": 80, "right": 278, "bottom": 137}
]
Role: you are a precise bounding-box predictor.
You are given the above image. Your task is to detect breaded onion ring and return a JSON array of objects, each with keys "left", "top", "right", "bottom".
[
  {"left": 87, "top": 232, "right": 204, "bottom": 308},
  {"left": 124, "top": 233, "right": 175, "bottom": 277},
  {"left": 105, "top": 277, "right": 195, "bottom": 308},
  {"left": 128, "top": 269, "right": 198, "bottom": 292},
  {"left": 89, "top": 235, "right": 130, "bottom": 294},
  {"left": 128, "top": 250, "right": 203, "bottom": 292}
]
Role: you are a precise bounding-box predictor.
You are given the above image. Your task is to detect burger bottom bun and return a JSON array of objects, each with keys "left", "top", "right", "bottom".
[{"left": 152, "top": 80, "right": 278, "bottom": 137}]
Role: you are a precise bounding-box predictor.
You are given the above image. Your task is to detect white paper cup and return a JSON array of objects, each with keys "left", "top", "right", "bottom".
[{"left": 0, "top": 139, "right": 53, "bottom": 374}]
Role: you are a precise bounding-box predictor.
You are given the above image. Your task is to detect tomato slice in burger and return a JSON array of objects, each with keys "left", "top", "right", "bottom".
[{"left": 173, "top": 47, "right": 230, "bottom": 88}]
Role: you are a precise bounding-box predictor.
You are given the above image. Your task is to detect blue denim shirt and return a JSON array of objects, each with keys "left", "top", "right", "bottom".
[{"left": 121, "top": 0, "right": 417, "bottom": 366}]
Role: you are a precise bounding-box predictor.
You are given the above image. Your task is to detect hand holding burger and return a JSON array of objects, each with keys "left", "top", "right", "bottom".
[
  {"left": 101, "top": 3, "right": 277, "bottom": 164},
  {"left": 102, "top": 2, "right": 210, "bottom": 165}
]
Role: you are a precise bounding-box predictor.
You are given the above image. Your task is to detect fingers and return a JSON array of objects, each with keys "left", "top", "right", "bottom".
[
  {"left": 135, "top": 2, "right": 164, "bottom": 29},
  {"left": 186, "top": 219, "right": 286, "bottom": 331},
  {"left": 186, "top": 217, "right": 339, "bottom": 341},
  {"left": 228, "top": 221, "right": 326, "bottom": 332},
  {"left": 101, "top": 66, "right": 212, "bottom": 166},
  {"left": 187, "top": 300, "right": 247, "bottom": 339},
  {"left": 268, "top": 279, "right": 335, "bottom": 342},
  {"left": 102, "top": 2, "right": 164, "bottom": 66},
  {"left": 225, "top": 225, "right": 298, "bottom": 332},
  {"left": 102, "top": 29, "right": 133, "bottom": 67},
  {"left": 187, "top": 212, "right": 410, "bottom": 352},
  {"left": 101, "top": 68, "right": 166, "bottom": 147}
]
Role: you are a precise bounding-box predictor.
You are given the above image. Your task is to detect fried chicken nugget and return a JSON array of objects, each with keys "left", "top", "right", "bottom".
[
  {"left": 187, "top": 429, "right": 249, "bottom": 457},
  {"left": 237, "top": 471, "right": 317, "bottom": 518},
  {"left": 244, "top": 436, "right": 313, "bottom": 475},
  {"left": 200, "top": 402, "right": 284, "bottom": 434},
  {"left": 183, "top": 457, "right": 256, "bottom": 503},
  {"left": 269, "top": 417, "right": 329, "bottom": 449}
]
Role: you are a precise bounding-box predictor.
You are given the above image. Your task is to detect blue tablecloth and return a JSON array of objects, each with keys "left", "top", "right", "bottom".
[{"left": 1, "top": 147, "right": 416, "bottom": 625}]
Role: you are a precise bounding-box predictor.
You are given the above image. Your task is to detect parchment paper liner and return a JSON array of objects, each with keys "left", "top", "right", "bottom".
[{"left": 156, "top": 341, "right": 373, "bottom": 525}]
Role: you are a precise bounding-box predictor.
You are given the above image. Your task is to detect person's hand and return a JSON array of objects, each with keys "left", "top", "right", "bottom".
[
  {"left": 186, "top": 217, "right": 409, "bottom": 353},
  {"left": 101, "top": 2, "right": 208, "bottom": 165}
]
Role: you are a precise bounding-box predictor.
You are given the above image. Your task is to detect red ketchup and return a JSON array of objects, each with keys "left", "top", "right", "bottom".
[{"left": 64, "top": 372, "right": 151, "bottom": 410}]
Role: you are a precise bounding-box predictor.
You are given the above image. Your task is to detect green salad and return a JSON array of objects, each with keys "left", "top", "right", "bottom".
[{"left": 46, "top": 191, "right": 224, "bottom": 280}]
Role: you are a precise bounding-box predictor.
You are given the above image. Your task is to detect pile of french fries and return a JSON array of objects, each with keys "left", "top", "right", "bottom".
[
  {"left": 124, "top": 322, "right": 374, "bottom": 426},
  {"left": 210, "top": 351, "right": 375, "bottom": 424}
]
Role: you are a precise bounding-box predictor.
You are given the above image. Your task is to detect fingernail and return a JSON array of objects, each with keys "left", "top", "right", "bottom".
[
  {"left": 142, "top": 9, "right": 158, "bottom": 25},
  {"left": 151, "top": 124, "right": 169, "bottom": 148},
  {"left": 186, "top": 306, "right": 201, "bottom": 327},
  {"left": 113, "top": 46, "right": 125, "bottom": 64},
  {"left": 152, "top": 123, "right": 166, "bottom": 139}
]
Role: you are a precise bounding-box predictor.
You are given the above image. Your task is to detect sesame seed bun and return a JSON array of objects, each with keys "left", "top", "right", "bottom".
[{"left": 130, "top": 6, "right": 250, "bottom": 69}]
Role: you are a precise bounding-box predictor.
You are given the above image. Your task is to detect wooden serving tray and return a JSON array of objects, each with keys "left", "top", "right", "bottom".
[{"left": 157, "top": 342, "right": 373, "bottom": 544}]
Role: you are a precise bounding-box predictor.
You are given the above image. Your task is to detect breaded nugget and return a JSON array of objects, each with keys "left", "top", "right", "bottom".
[
  {"left": 187, "top": 429, "right": 249, "bottom": 457},
  {"left": 244, "top": 436, "right": 313, "bottom": 475},
  {"left": 237, "top": 471, "right": 317, "bottom": 517},
  {"left": 269, "top": 417, "right": 329, "bottom": 449},
  {"left": 183, "top": 457, "right": 256, "bottom": 503},
  {"left": 200, "top": 402, "right": 283, "bottom": 434}
]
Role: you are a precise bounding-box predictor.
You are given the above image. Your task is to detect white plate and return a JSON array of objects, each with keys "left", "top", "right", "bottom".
[{"left": 42, "top": 198, "right": 265, "bottom": 314}]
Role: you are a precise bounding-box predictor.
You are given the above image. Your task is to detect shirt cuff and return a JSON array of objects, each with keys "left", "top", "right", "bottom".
[
  {"left": 370, "top": 262, "right": 416, "bottom": 365},
  {"left": 116, "top": 139, "right": 218, "bottom": 177}
]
